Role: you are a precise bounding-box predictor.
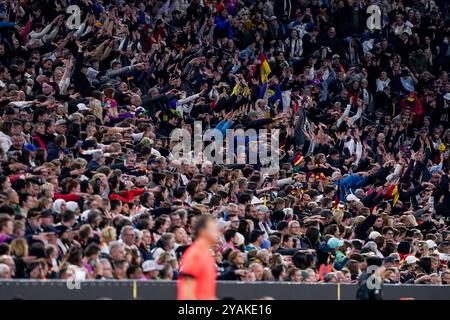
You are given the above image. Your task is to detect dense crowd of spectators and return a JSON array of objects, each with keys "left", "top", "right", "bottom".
[{"left": 0, "top": 0, "right": 450, "bottom": 289}]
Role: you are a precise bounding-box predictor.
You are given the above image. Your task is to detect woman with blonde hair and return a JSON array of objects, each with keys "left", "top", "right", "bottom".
[
  {"left": 228, "top": 251, "right": 246, "bottom": 269},
  {"left": 230, "top": 169, "right": 242, "bottom": 181},
  {"left": 100, "top": 226, "right": 117, "bottom": 255},
  {"left": 10, "top": 238, "right": 29, "bottom": 278},
  {"left": 38, "top": 197, "right": 53, "bottom": 211},
  {"left": 218, "top": 250, "right": 247, "bottom": 280},
  {"left": 90, "top": 99, "right": 104, "bottom": 124},
  {"left": 40, "top": 183, "right": 55, "bottom": 198},
  {"left": 269, "top": 253, "right": 284, "bottom": 269},
  {"left": 10, "top": 238, "right": 28, "bottom": 258},
  {"left": 261, "top": 267, "right": 274, "bottom": 281},
  {"left": 382, "top": 269, "right": 395, "bottom": 283},
  {"left": 156, "top": 251, "right": 173, "bottom": 265},
  {"left": 332, "top": 209, "right": 344, "bottom": 225},
  {"left": 415, "top": 241, "right": 430, "bottom": 258},
  {"left": 400, "top": 214, "right": 418, "bottom": 228}
]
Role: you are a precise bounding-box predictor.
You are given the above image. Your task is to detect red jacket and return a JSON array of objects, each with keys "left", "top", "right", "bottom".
[
  {"left": 109, "top": 188, "right": 145, "bottom": 203},
  {"left": 54, "top": 193, "right": 81, "bottom": 201}
]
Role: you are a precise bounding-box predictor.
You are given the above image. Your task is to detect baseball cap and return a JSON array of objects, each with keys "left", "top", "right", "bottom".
[
  {"left": 327, "top": 237, "right": 344, "bottom": 249},
  {"left": 333, "top": 250, "right": 349, "bottom": 270},
  {"left": 248, "top": 111, "right": 259, "bottom": 118},
  {"left": 346, "top": 194, "right": 360, "bottom": 202},
  {"left": 256, "top": 205, "right": 269, "bottom": 214},
  {"left": 331, "top": 171, "right": 341, "bottom": 181},
  {"left": 235, "top": 232, "right": 245, "bottom": 246},
  {"left": 66, "top": 201, "right": 79, "bottom": 212},
  {"left": 218, "top": 219, "right": 231, "bottom": 230},
  {"left": 55, "top": 119, "right": 67, "bottom": 126},
  {"left": 426, "top": 240, "right": 437, "bottom": 249},
  {"left": 55, "top": 225, "right": 72, "bottom": 235},
  {"left": 369, "top": 231, "right": 382, "bottom": 240},
  {"left": 77, "top": 103, "right": 90, "bottom": 111},
  {"left": 385, "top": 254, "right": 400, "bottom": 264},
  {"left": 142, "top": 260, "right": 163, "bottom": 272},
  {"left": 405, "top": 255, "right": 418, "bottom": 265},
  {"left": 261, "top": 239, "right": 270, "bottom": 249}
]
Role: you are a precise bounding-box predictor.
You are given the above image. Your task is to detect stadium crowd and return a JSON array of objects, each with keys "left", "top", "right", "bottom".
[{"left": 0, "top": 0, "right": 450, "bottom": 290}]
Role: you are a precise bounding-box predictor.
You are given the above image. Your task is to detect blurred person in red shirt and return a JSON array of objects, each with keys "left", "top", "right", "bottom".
[{"left": 177, "top": 215, "right": 219, "bottom": 300}]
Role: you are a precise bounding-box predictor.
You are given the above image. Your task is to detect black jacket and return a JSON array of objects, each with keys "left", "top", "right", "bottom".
[
  {"left": 72, "top": 52, "right": 94, "bottom": 97},
  {"left": 356, "top": 271, "right": 383, "bottom": 300}
]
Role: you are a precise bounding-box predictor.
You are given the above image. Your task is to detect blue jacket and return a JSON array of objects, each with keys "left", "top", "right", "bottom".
[
  {"left": 46, "top": 142, "right": 72, "bottom": 162},
  {"left": 0, "top": 22, "right": 15, "bottom": 29},
  {"left": 214, "top": 16, "right": 233, "bottom": 39},
  {"left": 335, "top": 174, "right": 368, "bottom": 201}
]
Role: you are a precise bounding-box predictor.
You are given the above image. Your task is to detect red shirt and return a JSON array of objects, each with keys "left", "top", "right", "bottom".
[{"left": 177, "top": 240, "right": 216, "bottom": 300}]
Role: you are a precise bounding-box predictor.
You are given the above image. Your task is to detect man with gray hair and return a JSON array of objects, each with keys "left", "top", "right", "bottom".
[
  {"left": 99, "top": 259, "right": 114, "bottom": 279},
  {"left": 201, "top": 160, "right": 213, "bottom": 176},
  {"left": 0, "top": 263, "right": 11, "bottom": 279},
  {"left": 0, "top": 255, "right": 15, "bottom": 277},
  {"left": 249, "top": 262, "right": 264, "bottom": 281},
  {"left": 87, "top": 151, "right": 106, "bottom": 172},
  {"left": 135, "top": 176, "right": 150, "bottom": 187},
  {"left": 109, "top": 241, "right": 126, "bottom": 264},
  {"left": 151, "top": 233, "right": 176, "bottom": 260},
  {"left": 120, "top": 225, "right": 136, "bottom": 247},
  {"left": 354, "top": 188, "right": 366, "bottom": 199}
]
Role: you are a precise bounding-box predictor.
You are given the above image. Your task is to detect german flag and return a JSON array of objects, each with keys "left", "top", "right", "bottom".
[
  {"left": 384, "top": 184, "right": 400, "bottom": 206},
  {"left": 260, "top": 53, "right": 271, "bottom": 83},
  {"left": 293, "top": 154, "right": 303, "bottom": 166}
]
